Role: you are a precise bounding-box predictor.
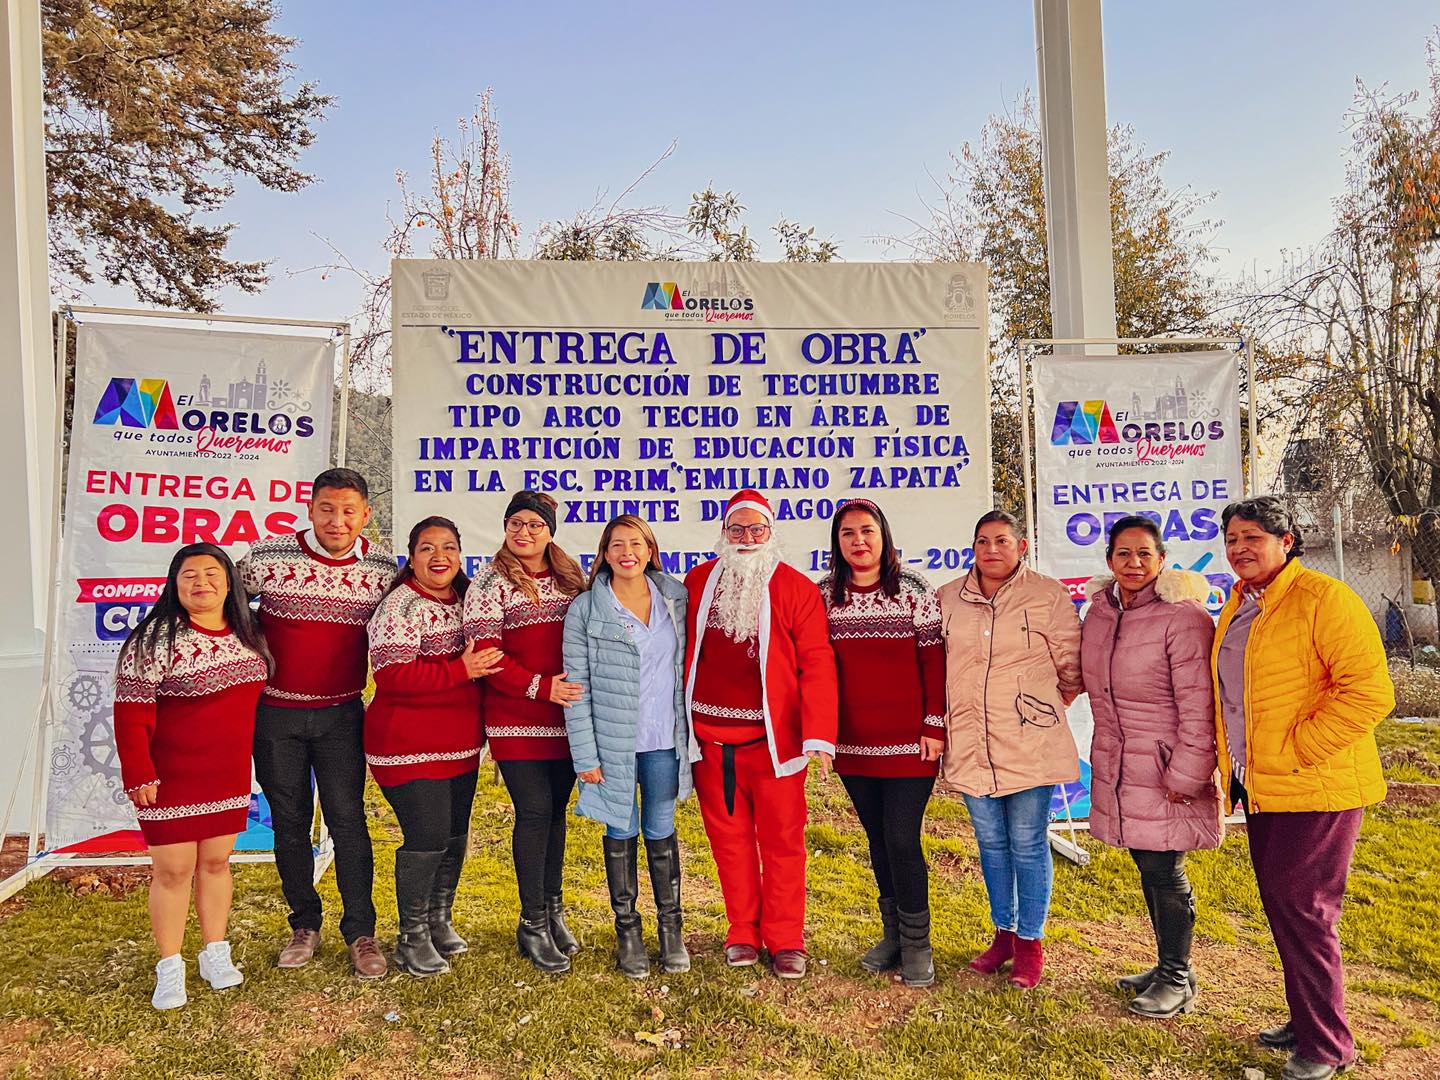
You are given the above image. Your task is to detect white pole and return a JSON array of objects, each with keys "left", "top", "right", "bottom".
[
  {"left": 64, "top": 305, "right": 348, "bottom": 331},
  {"left": 1034, "top": 0, "right": 1118, "bottom": 356},
  {"left": 1333, "top": 501, "right": 1346, "bottom": 583},
  {"left": 0, "top": 0, "right": 54, "bottom": 842},
  {"left": 23, "top": 310, "right": 68, "bottom": 860},
  {"left": 336, "top": 327, "right": 352, "bottom": 467},
  {"left": 1019, "top": 343, "right": 1037, "bottom": 565},
  {"left": 1246, "top": 339, "right": 1260, "bottom": 494}
]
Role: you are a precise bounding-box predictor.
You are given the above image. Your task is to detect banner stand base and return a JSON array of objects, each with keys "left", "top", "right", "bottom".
[
  {"left": 1047, "top": 822, "right": 1091, "bottom": 866},
  {"left": 311, "top": 837, "right": 334, "bottom": 885},
  {"left": 0, "top": 851, "right": 62, "bottom": 904}
]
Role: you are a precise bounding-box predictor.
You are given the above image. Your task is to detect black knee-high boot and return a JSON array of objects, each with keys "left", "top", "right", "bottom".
[
  {"left": 861, "top": 897, "right": 901, "bottom": 973},
  {"left": 428, "top": 834, "right": 469, "bottom": 957},
  {"left": 1117, "top": 878, "right": 1160, "bottom": 993},
  {"left": 645, "top": 833, "right": 690, "bottom": 974},
  {"left": 604, "top": 836, "right": 649, "bottom": 978},
  {"left": 1130, "top": 883, "right": 1197, "bottom": 1018},
  {"left": 395, "top": 849, "right": 449, "bottom": 977},
  {"left": 897, "top": 908, "right": 935, "bottom": 988}
]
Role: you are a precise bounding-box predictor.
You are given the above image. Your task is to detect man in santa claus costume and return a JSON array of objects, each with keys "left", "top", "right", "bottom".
[{"left": 684, "top": 489, "right": 838, "bottom": 979}]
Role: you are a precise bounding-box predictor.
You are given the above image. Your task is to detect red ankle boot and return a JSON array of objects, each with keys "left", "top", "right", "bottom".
[
  {"left": 1009, "top": 936, "right": 1045, "bottom": 989},
  {"left": 968, "top": 928, "right": 1016, "bottom": 974}
]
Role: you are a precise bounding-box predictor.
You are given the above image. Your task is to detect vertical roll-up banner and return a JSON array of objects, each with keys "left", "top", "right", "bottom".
[
  {"left": 390, "top": 261, "right": 993, "bottom": 581},
  {"left": 1032, "top": 349, "right": 1242, "bottom": 818},
  {"left": 48, "top": 322, "right": 335, "bottom": 852}
]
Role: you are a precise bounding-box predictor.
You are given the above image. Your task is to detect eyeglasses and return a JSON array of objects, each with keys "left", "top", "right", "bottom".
[
  {"left": 725, "top": 523, "right": 771, "bottom": 541},
  {"left": 505, "top": 518, "right": 549, "bottom": 535}
]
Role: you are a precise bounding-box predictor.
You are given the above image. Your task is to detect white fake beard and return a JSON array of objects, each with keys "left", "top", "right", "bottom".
[{"left": 711, "top": 530, "right": 783, "bottom": 644}]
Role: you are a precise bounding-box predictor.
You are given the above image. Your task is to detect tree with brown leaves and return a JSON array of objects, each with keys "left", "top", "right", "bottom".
[{"left": 1245, "top": 37, "right": 1440, "bottom": 628}]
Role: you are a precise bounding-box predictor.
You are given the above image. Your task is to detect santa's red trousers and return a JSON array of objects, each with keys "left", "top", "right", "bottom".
[{"left": 692, "top": 738, "right": 808, "bottom": 953}]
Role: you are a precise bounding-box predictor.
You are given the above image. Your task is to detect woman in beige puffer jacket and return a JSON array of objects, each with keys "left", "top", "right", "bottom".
[{"left": 937, "top": 511, "right": 1082, "bottom": 989}]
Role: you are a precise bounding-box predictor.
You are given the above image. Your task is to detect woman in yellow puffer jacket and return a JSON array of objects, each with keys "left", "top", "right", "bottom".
[{"left": 1212, "top": 497, "right": 1393, "bottom": 1080}]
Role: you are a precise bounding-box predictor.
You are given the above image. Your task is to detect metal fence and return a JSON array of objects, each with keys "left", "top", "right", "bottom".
[{"left": 1269, "top": 490, "right": 1439, "bottom": 661}]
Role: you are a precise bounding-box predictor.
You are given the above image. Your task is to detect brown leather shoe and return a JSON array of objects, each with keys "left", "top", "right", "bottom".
[
  {"left": 277, "top": 928, "right": 320, "bottom": 969},
  {"left": 725, "top": 943, "right": 760, "bottom": 967},
  {"left": 772, "top": 949, "right": 808, "bottom": 980},
  {"left": 349, "top": 936, "right": 387, "bottom": 979}
]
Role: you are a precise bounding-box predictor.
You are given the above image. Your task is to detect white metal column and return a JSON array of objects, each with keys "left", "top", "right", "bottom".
[
  {"left": 1034, "top": 0, "right": 1118, "bottom": 354},
  {"left": 0, "top": 0, "right": 55, "bottom": 835}
]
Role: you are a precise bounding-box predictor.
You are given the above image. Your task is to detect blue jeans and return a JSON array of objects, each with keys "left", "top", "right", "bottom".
[
  {"left": 962, "top": 785, "right": 1055, "bottom": 941},
  {"left": 606, "top": 748, "right": 681, "bottom": 841}
]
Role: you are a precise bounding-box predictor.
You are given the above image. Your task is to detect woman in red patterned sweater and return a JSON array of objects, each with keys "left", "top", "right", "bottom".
[
  {"left": 463, "top": 491, "right": 586, "bottom": 974},
  {"left": 818, "top": 500, "right": 946, "bottom": 988},
  {"left": 114, "top": 543, "right": 271, "bottom": 1011},
  {"left": 366, "top": 516, "right": 496, "bottom": 976}
]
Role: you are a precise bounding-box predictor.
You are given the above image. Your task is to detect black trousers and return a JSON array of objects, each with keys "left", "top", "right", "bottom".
[
  {"left": 840, "top": 773, "right": 936, "bottom": 913},
  {"left": 497, "top": 758, "right": 576, "bottom": 914},
  {"left": 253, "top": 699, "right": 376, "bottom": 943},
  {"left": 379, "top": 771, "right": 479, "bottom": 852},
  {"left": 1129, "top": 848, "right": 1190, "bottom": 892}
]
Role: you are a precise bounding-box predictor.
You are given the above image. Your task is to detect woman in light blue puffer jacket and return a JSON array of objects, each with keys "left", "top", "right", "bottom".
[{"left": 563, "top": 515, "right": 696, "bottom": 978}]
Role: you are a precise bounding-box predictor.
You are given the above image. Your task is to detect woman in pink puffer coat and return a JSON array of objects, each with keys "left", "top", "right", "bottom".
[{"left": 1080, "top": 516, "right": 1221, "bottom": 1022}]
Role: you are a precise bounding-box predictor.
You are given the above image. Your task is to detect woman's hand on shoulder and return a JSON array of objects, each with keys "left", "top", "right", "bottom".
[{"left": 461, "top": 642, "right": 504, "bottom": 679}]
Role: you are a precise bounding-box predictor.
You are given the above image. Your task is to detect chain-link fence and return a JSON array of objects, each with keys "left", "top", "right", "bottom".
[{"left": 1265, "top": 444, "right": 1440, "bottom": 720}]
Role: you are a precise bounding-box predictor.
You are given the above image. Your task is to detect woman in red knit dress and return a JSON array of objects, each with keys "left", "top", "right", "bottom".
[
  {"left": 366, "top": 516, "right": 497, "bottom": 976},
  {"left": 114, "top": 543, "right": 271, "bottom": 1011},
  {"left": 818, "top": 500, "right": 946, "bottom": 988},
  {"left": 463, "top": 491, "right": 586, "bottom": 974}
]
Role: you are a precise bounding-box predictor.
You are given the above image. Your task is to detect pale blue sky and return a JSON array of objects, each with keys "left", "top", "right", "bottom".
[{"left": 80, "top": 1, "right": 1440, "bottom": 324}]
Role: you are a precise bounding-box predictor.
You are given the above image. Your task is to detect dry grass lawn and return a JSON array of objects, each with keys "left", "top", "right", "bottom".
[{"left": 0, "top": 719, "right": 1436, "bottom": 1079}]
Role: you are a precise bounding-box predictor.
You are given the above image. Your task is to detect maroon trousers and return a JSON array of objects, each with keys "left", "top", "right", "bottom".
[{"left": 1246, "top": 807, "right": 1364, "bottom": 1067}]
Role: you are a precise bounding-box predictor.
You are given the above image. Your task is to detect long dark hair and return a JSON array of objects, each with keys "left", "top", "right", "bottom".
[
  {"left": 828, "top": 500, "right": 902, "bottom": 605},
  {"left": 117, "top": 543, "right": 272, "bottom": 675},
  {"left": 385, "top": 516, "right": 471, "bottom": 600}
]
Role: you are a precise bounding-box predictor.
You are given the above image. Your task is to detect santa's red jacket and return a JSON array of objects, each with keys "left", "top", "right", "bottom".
[{"left": 683, "top": 558, "right": 839, "bottom": 778}]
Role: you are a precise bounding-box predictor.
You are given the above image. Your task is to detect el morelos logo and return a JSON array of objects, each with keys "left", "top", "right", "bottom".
[
  {"left": 1050, "top": 400, "right": 1119, "bottom": 445},
  {"left": 1050, "top": 377, "right": 1226, "bottom": 462},
  {"left": 641, "top": 282, "right": 685, "bottom": 311},
  {"left": 641, "top": 268, "right": 755, "bottom": 322},
  {"left": 94, "top": 378, "right": 179, "bottom": 429},
  {"left": 92, "top": 361, "right": 315, "bottom": 455}
]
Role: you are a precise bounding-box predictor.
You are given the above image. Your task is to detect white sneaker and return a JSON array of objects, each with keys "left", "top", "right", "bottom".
[
  {"left": 198, "top": 941, "right": 244, "bottom": 990},
  {"left": 152, "top": 954, "right": 187, "bottom": 1010}
]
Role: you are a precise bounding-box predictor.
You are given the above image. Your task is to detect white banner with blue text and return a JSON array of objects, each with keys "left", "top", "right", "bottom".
[{"left": 391, "top": 261, "right": 992, "bottom": 580}]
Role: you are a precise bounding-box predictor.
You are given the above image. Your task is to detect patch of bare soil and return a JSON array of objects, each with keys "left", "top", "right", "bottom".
[
  {"left": 0, "top": 1018, "right": 132, "bottom": 1078},
  {"left": 1067, "top": 915, "right": 1440, "bottom": 1080},
  {"left": 1384, "top": 781, "right": 1440, "bottom": 807}
]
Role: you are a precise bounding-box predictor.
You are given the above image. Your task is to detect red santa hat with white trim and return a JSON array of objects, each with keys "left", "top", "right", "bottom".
[{"left": 724, "top": 488, "right": 774, "bottom": 523}]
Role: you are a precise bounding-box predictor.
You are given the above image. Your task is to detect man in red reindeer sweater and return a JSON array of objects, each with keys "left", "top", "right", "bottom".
[{"left": 684, "top": 489, "right": 837, "bottom": 979}]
